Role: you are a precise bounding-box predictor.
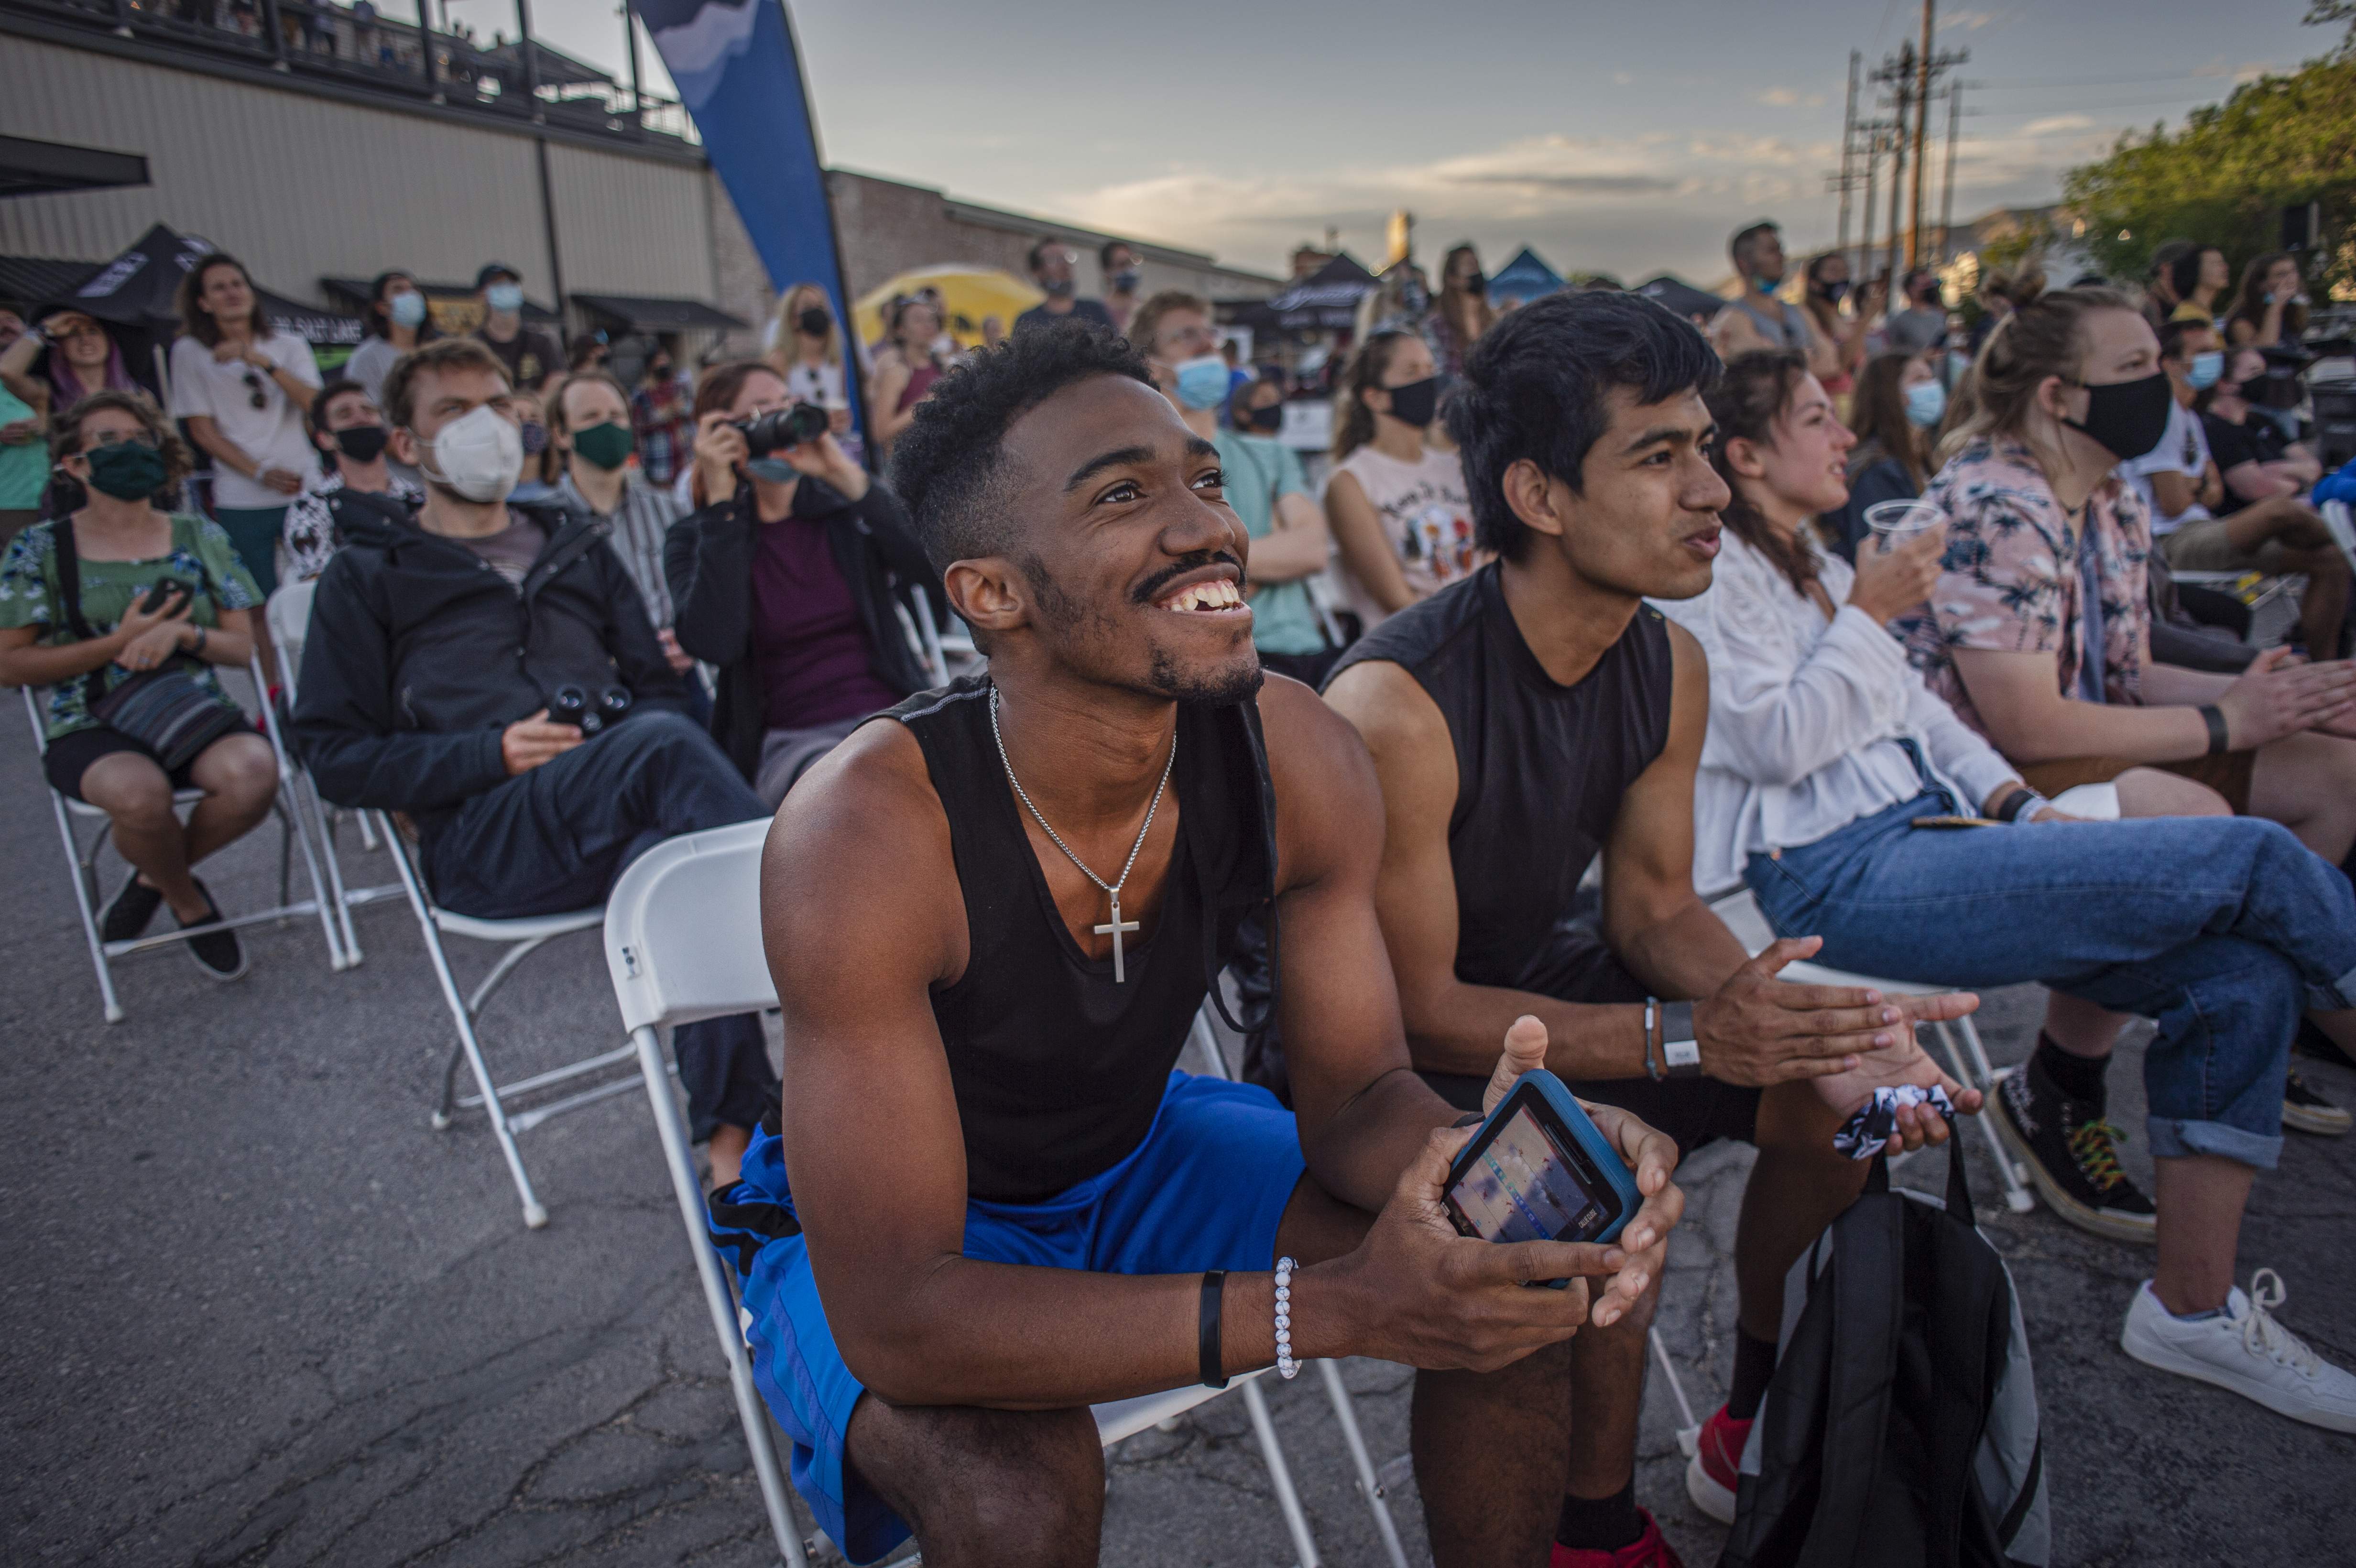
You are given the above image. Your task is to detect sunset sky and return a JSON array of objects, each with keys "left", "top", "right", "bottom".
[{"left": 502, "top": 0, "right": 2333, "bottom": 284}]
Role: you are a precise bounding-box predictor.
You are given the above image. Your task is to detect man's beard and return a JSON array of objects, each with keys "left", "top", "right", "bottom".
[{"left": 1147, "top": 643, "right": 1264, "bottom": 706}]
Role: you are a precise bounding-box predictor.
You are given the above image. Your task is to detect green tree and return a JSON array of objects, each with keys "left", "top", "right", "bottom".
[{"left": 2062, "top": 6, "right": 2356, "bottom": 297}]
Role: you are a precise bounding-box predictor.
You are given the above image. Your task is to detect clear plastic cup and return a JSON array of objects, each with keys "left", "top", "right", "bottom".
[{"left": 1864, "top": 499, "right": 1945, "bottom": 553}]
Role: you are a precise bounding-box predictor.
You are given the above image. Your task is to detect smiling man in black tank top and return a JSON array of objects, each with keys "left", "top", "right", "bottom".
[
  {"left": 709, "top": 323, "right": 1684, "bottom": 1567},
  {"left": 1323, "top": 292, "right": 1982, "bottom": 1554}
]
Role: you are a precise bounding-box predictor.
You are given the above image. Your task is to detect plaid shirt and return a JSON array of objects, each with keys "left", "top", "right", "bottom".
[
  {"left": 630, "top": 374, "right": 696, "bottom": 487},
  {"left": 555, "top": 470, "right": 681, "bottom": 628}
]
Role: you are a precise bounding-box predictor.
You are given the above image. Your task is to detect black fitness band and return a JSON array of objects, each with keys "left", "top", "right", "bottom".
[
  {"left": 1199, "top": 1270, "right": 1229, "bottom": 1388},
  {"left": 2199, "top": 703, "right": 2230, "bottom": 756}
]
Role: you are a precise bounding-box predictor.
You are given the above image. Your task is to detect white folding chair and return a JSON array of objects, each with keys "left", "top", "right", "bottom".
[
  {"left": 606, "top": 824, "right": 1403, "bottom": 1568},
  {"left": 1707, "top": 886, "right": 2034, "bottom": 1216},
  {"left": 21, "top": 657, "right": 343, "bottom": 1023},
  {"left": 266, "top": 580, "right": 403, "bottom": 968}
]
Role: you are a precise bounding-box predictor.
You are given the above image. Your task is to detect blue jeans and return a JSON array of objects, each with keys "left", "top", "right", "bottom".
[
  {"left": 425, "top": 710, "right": 777, "bottom": 1140},
  {"left": 1746, "top": 793, "right": 2356, "bottom": 1170}
]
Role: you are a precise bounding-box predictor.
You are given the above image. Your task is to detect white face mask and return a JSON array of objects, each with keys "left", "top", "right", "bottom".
[{"left": 415, "top": 403, "right": 523, "bottom": 503}]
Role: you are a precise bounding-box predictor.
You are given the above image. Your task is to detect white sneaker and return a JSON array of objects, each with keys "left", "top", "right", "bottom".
[{"left": 2120, "top": 1270, "right": 2356, "bottom": 1433}]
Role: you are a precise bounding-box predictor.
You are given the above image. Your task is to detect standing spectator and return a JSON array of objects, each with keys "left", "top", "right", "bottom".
[
  {"left": 2225, "top": 251, "right": 2310, "bottom": 348},
  {"left": 1324, "top": 328, "right": 1475, "bottom": 629},
  {"left": 1423, "top": 242, "right": 1494, "bottom": 379},
  {"left": 629, "top": 342, "right": 695, "bottom": 490},
  {"left": 505, "top": 387, "right": 557, "bottom": 504},
  {"left": 1800, "top": 251, "right": 1877, "bottom": 398},
  {"left": 469, "top": 262, "right": 561, "bottom": 394},
  {"left": 1099, "top": 240, "right": 1143, "bottom": 336},
  {"left": 1013, "top": 240, "right": 1113, "bottom": 338},
  {"left": 1, "top": 306, "right": 139, "bottom": 421},
  {"left": 866, "top": 296, "right": 945, "bottom": 462},
  {"left": 344, "top": 270, "right": 436, "bottom": 414},
  {"left": 1971, "top": 263, "right": 2039, "bottom": 355},
  {"left": 665, "top": 361, "right": 931, "bottom": 806},
  {"left": 291, "top": 338, "right": 776, "bottom": 1186},
  {"left": 547, "top": 369, "right": 695, "bottom": 691},
  {"left": 0, "top": 304, "right": 44, "bottom": 543},
  {"left": 1357, "top": 259, "right": 1433, "bottom": 342},
  {"left": 1130, "top": 295, "right": 1337, "bottom": 685},
  {"left": 282, "top": 378, "right": 421, "bottom": 584},
  {"left": 1822, "top": 349, "right": 1940, "bottom": 561},
  {"left": 2167, "top": 244, "right": 2231, "bottom": 326},
  {"left": 0, "top": 391, "right": 274, "bottom": 980},
  {"left": 1707, "top": 220, "right": 1841, "bottom": 382},
  {"left": 169, "top": 252, "right": 321, "bottom": 625},
  {"left": 566, "top": 335, "right": 611, "bottom": 376},
  {"left": 1882, "top": 267, "right": 1950, "bottom": 354},
  {"left": 763, "top": 282, "right": 862, "bottom": 467}
]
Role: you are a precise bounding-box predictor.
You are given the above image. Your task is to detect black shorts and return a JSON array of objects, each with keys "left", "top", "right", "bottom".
[
  {"left": 42, "top": 724, "right": 204, "bottom": 803},
  {"left": 1418, "top": 918, "right": 1764, "bottom": 1157}
]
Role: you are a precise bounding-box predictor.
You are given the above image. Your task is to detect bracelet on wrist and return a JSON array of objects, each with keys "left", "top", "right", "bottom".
[
  {"left": 1641, "top": 998, "right": 1663, "bottom": 1082},
  {"left": 1993, "top": 786, "right": 2047, "bottom": 824},
  {"left": 1273, "top": 1256, "right": 1299, "bottom": 1380},
  {"left": 2198, "top": 703, "right": 2231, "bottom": 757}
]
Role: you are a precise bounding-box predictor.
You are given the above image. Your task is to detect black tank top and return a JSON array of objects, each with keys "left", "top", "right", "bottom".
[
  {"left": 1327, "top": 564, "right": 1673, "bottom": 990},
  {"left": 887, "top": 675, "right": 1276, "bottom": 1203}
]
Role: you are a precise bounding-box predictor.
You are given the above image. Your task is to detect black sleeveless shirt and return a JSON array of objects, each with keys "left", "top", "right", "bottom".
[
  {"left": 887, "top": 675, "right": 1276, "bottom": 1203},
  {"left": 1327, "top": 564, "right": 1674, "bottom": 990}
]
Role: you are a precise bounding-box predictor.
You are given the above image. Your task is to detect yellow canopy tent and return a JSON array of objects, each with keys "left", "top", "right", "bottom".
[{"left": 853, "top": 266, "right": 1045, "bottom": 352}]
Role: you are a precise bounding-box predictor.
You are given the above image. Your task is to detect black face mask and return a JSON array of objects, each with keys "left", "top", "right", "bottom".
[
  {"left": 796, "top": 308, "right": 831, "bottom": 337},
  {"left": 1812, "top": 278, "right": 1849, "bottom": 304},
  {"left": 649, "top": 360, "right": 673, "bottom": 380},
  {"left": 1457, "top": 272, "right": 1487, "bottom": 295},
  {"left": 334, "top": 425, "right": 389, "bottom": 464},
  {"left": 2063, "top": 370, "right": 2173, "bottom": 461},
  {"left": 1243, "top": 401, "right": 1284, "bottom": 434},
  {"left": 1380, "top": 376, "right": 1440, "bottom": 428}
]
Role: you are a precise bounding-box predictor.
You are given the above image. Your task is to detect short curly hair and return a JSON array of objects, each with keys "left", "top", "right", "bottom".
[{"left": 885, "top": 321, "right": 1156, "bottom": 575}]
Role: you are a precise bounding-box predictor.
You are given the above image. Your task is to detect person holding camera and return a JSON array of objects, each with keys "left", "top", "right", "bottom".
[
  {"left": 292, "top": 339, "right": 776, "bottom": 1184},
  {"left": 0, "top": 391, "right": 275, "bottom": 981},
  {"left": 665, "top": 360, "right": 933, "bottom": 808}
]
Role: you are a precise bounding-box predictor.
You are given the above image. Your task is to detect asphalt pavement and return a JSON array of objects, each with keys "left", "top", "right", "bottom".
[{"left": 2, "top": 704, "right": 2351, "bottom": 1568}]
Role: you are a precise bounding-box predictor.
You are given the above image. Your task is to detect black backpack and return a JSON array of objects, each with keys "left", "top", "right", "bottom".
[{"left": 1719, "top": 1132, "right": 2049, "bottom": 1568}]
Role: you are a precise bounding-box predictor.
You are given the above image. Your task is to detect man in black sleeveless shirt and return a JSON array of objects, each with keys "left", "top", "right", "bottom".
[
  {"left": 712, "top": 323, "right": 1683, "bottom": 1567},
  {"left": 1324, "top": 293, "right": 1981, "bottom": 1553}
]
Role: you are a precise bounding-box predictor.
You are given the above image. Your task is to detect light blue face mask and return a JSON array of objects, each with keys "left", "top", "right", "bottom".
[
  {"left": 389, "top": 291, "right": 428, "bottom": 329},
  {"left": 485, "top": 282, "right": 524, "bottom": 314},
  {"left": 2186, "top": 350, "right": 2225, "bottom": 391},
  {"left": 1904, "top": 379, "right": 1948, "bottom": 430},
  {"left": 1172, "top": 353, "right": 1231, "bottom": 412},
  {"left": 745, "top": 457, "right": 798, "bottom": 484}
]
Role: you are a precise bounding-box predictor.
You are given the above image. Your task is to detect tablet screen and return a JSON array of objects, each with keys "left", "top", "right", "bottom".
[{"left": 1447, "top": 1104, "right": 1611, "bottom": 1244}]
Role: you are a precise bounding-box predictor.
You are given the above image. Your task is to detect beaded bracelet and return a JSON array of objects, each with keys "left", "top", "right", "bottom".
[{"left": 1273, "top": 1256, "right": 1300, "bottom": 1379}]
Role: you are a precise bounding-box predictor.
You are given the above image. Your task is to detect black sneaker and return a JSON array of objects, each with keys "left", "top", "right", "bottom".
[
  {"left": 99, "top": 873, "right": 164, "bottom": 944},
  {"left": 1990, "top": 1064, "right": 2157, "bottom": 1242},
  {"left": 2283, "top": 1070, "right": 2351, "bottom": 1137},
  {"left": 2292, "top": 1017, "right": 2354, "bottom": 1072},
  {"left": 178, "top": 880, "right": 247, "bottom": 982}
]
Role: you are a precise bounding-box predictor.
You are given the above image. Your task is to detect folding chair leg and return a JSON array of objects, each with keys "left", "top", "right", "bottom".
[
  {"left": 632, "top": 1026, "right": 810, "bottom": 1568},
  {"left": 1240, "top": 1375, "right": 1320, "bottom": 1568},
  {"left": 386, "top": 825, "right": 547, "bottom": 1229},
  {"left": 304, "top": 778, "right": 365, "bottom": 965},
  {"left": 279, "top": 786, "right": 349, "bottom": 971},
  {"left": 1315, "top": 1361, "right": 1409, "bottom": 1568},
  {"left": 52, "top": 792, "right": 123, "bottom": 1024},
  {"left": 1931, "top": 1019, "right": 2034, "bottom": 1214}
]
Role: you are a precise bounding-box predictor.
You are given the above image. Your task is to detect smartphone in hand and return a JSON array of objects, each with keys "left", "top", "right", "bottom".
[{"left": 1442, "top": 1070, "right": 1644, "bottom": 1274}]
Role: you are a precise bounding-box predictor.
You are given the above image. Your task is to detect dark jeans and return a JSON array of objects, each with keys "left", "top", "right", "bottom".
[{"left": 425, "top": 710, "right": 778, "bottom": 1141}]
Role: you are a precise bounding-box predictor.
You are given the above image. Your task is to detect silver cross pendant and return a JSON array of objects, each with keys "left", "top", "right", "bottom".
[{"left": 1093, "top": 889, "right": 1142, "bottom": 983}]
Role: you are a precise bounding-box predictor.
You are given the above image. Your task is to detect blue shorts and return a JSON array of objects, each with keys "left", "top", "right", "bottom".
[{"left": 707, "top": 1071, "right": 1307, "bottom": 1564}]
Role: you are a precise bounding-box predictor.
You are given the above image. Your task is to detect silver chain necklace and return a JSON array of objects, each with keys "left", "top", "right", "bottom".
[{"left": 989, "top": 685, "right": 1175, "bottom": 983}]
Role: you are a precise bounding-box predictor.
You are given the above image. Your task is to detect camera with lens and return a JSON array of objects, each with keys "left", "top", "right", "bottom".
[
  {"left": 732, "top": 402, "right": 831, "bottom": 456},
  {"left": 547, "top": 683, "right": 633, "bottom": 735}
]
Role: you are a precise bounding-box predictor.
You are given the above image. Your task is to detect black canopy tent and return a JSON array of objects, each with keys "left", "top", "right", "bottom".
[
  {"left": 571, "top": 294, "right": 746, "bottom": 335},
  {"left": 1218, "top": 253, "right": 1379, "bottom": 334},
  {"left": 0, "top": 134, "right": 150, "bottom": 201},
  {"left": 1635, "top": 273, "right": 1728, "bottom": 326}
]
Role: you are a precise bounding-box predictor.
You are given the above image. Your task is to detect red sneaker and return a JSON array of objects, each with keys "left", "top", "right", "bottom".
[
  {"left": 1550, "top": 1506, "right": 1684, "bottom": 1567},
  {"left": 1683, "top": 1403, "right": 1750, "bottom": 1524}
]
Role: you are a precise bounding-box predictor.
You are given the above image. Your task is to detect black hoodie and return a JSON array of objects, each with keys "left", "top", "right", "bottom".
[{"left": 290, "top": 490, "right": 687, "bottom": 842}]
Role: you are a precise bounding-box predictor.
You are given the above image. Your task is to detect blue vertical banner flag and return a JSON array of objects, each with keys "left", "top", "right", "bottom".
[{"left": 638, "top": 0, "right": 866, "bottom": 451}]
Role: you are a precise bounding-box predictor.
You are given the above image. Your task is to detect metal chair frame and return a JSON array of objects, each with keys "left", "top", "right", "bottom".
[
  {"left": 606, "top": 824, "right": 1410, "bottom": 1568},
  {"left": 21, "top": 656, "right": 343, "bottom": 1022}
]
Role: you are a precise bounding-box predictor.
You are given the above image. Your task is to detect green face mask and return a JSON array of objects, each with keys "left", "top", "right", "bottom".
[
  {"left": 83, "top": 439, "right": 169, "bottom": 501},
  {"left": 570, "top": 420, "right": 635, "bottom": 471}
]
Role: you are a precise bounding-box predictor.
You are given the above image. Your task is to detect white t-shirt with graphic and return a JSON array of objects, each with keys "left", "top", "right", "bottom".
[
  {"left": 1330, "top": 444, "right": 1477, "bottom": 629},
  {"left": 169, "top": 330, "right": 322, "bottom": 511},
  {"left": 2119, "top": 399, "right": 2213, "bottom": 538}
]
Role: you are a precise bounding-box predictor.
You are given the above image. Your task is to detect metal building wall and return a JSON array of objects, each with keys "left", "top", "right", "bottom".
[{"left": 0, "top": 35, "right": 716, "bottom": 308}]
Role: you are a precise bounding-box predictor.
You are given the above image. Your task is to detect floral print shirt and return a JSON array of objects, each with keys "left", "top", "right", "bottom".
[{"left": 1892, "top": 437, "right": 2150, "bottom": 740}]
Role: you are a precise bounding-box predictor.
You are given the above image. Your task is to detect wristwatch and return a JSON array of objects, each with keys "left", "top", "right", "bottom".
[{"left": 1659, "top": 1001, "right": 1700, "bottom": 1078}]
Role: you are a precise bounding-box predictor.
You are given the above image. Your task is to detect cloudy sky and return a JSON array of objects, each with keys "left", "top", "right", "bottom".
[{"left": 504, "top": 0, "right": 2332, "bottom": 285}]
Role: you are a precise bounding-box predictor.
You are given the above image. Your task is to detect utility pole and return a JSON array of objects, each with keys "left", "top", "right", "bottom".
[
  {"left": 1881, "top": 40, "right": 1912, "bottom": 288},
  {"left": 1857, "top": 124, "right": 1878, "bottom": 286},
  {"left": 1911, "top": 0, "right": 1934, "bottom": 268},
  {"left": 1835, "top": 50, "right": 1860, "bottom": 260},
  {"left": 1939, "top": 81, "right": 1963, "bottom": 264}
]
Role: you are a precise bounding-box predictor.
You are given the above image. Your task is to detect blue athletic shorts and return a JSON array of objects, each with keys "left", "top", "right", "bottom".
[{"left": 706, "top": 1070, "right": 1307, "bottom": 1565}]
